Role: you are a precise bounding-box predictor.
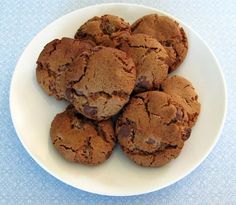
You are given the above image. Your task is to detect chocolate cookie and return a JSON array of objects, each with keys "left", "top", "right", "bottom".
[
  {"left": 36, "top": 38, "right": 94, "bottom": 99},
  {"left": 75, "top": 14, "right": 131, "bottom": 47},
  {"left": 161, "top": 75, "right": 201, "bottom": 127},
  {"left": 114, "top": 33, "right": 169, "bottom": 93},
  {"left": 116, "top": 91, "right": 191, "bottom": 167},
  {"left": 65, "top": 46, "right": 136, "bottom": 121},
  {"left": 131, "top": 14, "right": 188, "bottom": 72},
  {"left": 50, "top": 105, "right": 116, "bottom": 165}
]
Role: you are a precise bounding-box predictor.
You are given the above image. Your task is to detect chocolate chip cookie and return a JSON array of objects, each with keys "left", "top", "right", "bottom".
[
  {"left": 131, "top": 14, "right": 188, "bottom": 72},
  {"left": 114, "top": 33, "right": 169, "bottom": 93},
  {"left": 65, "top": 46, "right": 136, "bottom": 121},
  {"left": 75, "top": 14, "right": 130, "bottom": 47},
  {"left": 116, "top": 91, "right": 190, "bottom": 167},
  {"left": 36, "top": 38, "right": 94, "bottom": 99},
  {"left": 161, "top": 75, "right": 201, "bottom": 127},
  {"left": 50, "top": 105, "right": 116, "bottom": 165}
]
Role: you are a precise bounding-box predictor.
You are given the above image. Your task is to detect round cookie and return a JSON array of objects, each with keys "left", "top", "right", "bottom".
[
  {"left": 116, "top": 91, "right": 190, "bottom": 167},
  {"left": 65, "top": 46, "right": 136, "bottom": 121},
  {"left": 74, "top": 14, "right": 131, "bottom": 47},
  {"left": 114, "top": 33, "right": 169, "bottom": 93},
  {"left": 161, "top": 75, "right": 201, "bottom": 127},
  {"left": 131, "top": 14, "right": 188, "bottom": 72},
  {"left": 50, "top": 105, "right": 116, "bottom": 165},
  {"left": 36, "top": 38, "right": 94, "bottom": 99}
]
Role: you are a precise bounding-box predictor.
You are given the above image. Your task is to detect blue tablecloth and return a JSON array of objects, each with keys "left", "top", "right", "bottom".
[{"left": 1, "top": 0, "right": 236, "bottom": 204}]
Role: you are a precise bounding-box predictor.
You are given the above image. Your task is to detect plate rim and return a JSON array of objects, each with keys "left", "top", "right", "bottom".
[{"left": 9, "top": 3, "right": 227, "bottom": 196}]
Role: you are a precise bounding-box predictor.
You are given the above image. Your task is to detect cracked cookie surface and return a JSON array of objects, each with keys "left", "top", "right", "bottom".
[
  {"left": 116, "top": 91, "right": 190, "bottom": 167},
  {"left": 50, "top": 105, "right": 116, "bottom": 165},
  {"left": 114, "top": 33, "right": 169, "bottom": 93},
  {"left": 65, "top": 46, "right": 136, "bottom": 121},
  {"left": 36, "top": 38, "right": 94, "bottom": 99},
  {"left": 161, "top": 75, "right": 201, "bottom": 128},
  {"left": 75, "top": 14, "right": 130, "bottom": 47},
  {"left": 131, "top": 14, "right": 188, "bottom": 73}
]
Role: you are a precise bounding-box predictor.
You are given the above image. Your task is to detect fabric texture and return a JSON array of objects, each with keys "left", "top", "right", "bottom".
[{"left": 0, "top": 0, "right": 236, "bottom": 204}]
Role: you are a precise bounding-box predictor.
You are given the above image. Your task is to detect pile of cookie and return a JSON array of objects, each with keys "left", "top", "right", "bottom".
[{"left": 36, "top": 14, "right": 200, "bottom": 167}]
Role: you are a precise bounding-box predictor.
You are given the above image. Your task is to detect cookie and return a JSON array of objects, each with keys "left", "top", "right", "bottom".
[
  {"left": 50, "top": 105, "right": 116, "bottom": 165},
  {"left": 75, "top": 14, "right": 130, "bottom": 47},
  {"left": 65, "top": 46, "right": 136, "bottom": 121},
  {"left": 161, "top": 75, "right": 201, "bottom": 127},
  {"left": 116, "top": 91, "right": 190, "bottom": 167},
  {"left": 131, "top": 14, "right": 188, "bottom": 72},
  {"left": 36, "top": 38, "right": 94, "bottom": 99},
  {"left": 115, "top": 33, "right": 169, "bottom": 93}
]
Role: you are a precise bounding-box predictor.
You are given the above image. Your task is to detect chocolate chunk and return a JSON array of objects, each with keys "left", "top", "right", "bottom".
[
  {"left": 118, "top": 125, "right": 131, "bottom": 138},
  {"left": 146, "top": 137, "right": 156, "bottom": 145},
  {"left": 83, "top": 105, "right": 97, "bottom": 116},
  {"left": 65, "top": 88, "right": 73, "bottom": 100},
  {"left": 161, "top": 40, "right": 172, "bottom": 47},
  {"left": 182, "top": 127, "right": 191, "bottom": 141},
  {"left": 102, "top": 22, "right": 117, "bottom": 34},
  {"left": 137, "top": 76, "right": 151, "bottom": 89}
]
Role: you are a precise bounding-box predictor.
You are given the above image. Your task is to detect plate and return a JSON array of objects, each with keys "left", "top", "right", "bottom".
[{"left": 10, "top": 3, "right": 227, "bottom": 196}]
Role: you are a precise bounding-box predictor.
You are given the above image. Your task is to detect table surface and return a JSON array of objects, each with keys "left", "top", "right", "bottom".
[{"left": 1, "top": 0, "right": 236, "bottom": 204}]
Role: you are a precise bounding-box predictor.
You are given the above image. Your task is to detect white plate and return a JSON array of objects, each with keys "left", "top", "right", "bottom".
[{"left": 10, "top": 3, "right": 227, "bottom": 196}]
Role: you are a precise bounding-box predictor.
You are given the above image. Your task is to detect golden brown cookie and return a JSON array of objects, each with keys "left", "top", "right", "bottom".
[
  {"left": 131, "top": 14, "right": 188, "bottom": 72},
  {"left": 116, "top": 91, "right": 190, "bottom": 167},
  {"left": 65, "top": 46, "right": 136, "bottom": 121},
  {"left": 50, "top": 105, "right": 116, "bottom": 165},
  {"left": 161, "top": 75, "right": 201, "bottom": 128},
  {"left": 36, "top": 38, "right": 94, "bottom": 99},
  {"left": 75, "top": 14, "right": 130, "bottom": 47},
  {"left": 114, "top": 33, "right": 169, "bottom": 93}
]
